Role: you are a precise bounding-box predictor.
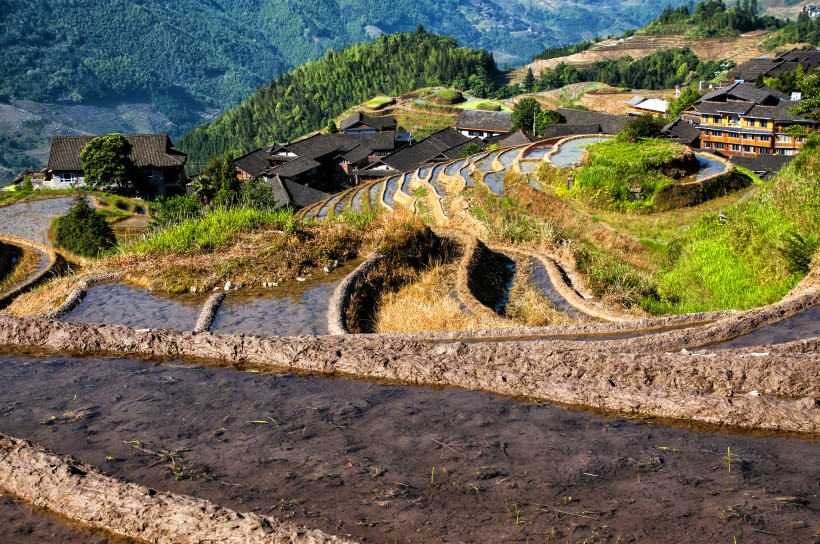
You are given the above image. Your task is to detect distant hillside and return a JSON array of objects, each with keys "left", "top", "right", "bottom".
[{"left": 178, "top": 31, "right": 497, "bottom": 171}]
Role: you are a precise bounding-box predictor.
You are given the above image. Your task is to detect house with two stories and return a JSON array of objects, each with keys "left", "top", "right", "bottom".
[
  {"left": 692, "top": 83, "right": 817, "bottom": 158},
  {"left": 45, "top": 134, "right": 188, "bottom": 197},
  {"left": 454, "top": 110, "right": 513, "bottom": 139}
]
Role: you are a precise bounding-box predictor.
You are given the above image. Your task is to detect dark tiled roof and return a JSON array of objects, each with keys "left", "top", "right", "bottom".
[
  {"left": 47, "top": 134, "right": 186, "bottom": 171},
  {"left": 697, "top": 83, "right": 786, "bottom": 105},
  {"left": 662, "top": 118, "right": 700, "bottom": 144},
  {"left": 729, "top": 155, "right": 793, "bottom": 179},
  {"left": 286, "top": 134, "right": 347, "bottom": 161},
  {"left": 779, "top": 49, "right": 820, "bottom": 68},
  {"left": 439, "top": 137, "right": 485, "bottom": 159},
  {"left": 265, "top": 174, "right": 330, "bottom": 209},
  {"left": 491, "top": 130, "right": 533, "bottom": 147},
  {"left": 333, "top": 131, "right": 396, "bottom": 152},
  {"left": 454, "top": 110, "right": 513, "bottom": 132},
  {"left": 696, "top": 100, "right": 755, "bottom": 115},
  {"left": 557, "top": 108, "right": 628, "bottom": 135},
  {"left": 378, "top": 128, "right": 470, "bottom": 172},
  {"left": 340, "top": 145, "right": 373, "bottom": 163},
  {"left": 234, "top": 147, "right": 273, "bottom": 178},
  {"left": 340, "top": 112, "right": 397, "bottom": 131},
  {"left": 266, "top": 156, "right": 321, "bottom": 178},
  {"left": 542, "top": 124, "right": 601, "bottom": 138}
]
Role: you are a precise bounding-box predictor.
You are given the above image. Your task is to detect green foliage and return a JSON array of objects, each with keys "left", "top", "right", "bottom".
[
  {"left": 152, "top": 195, "right": 204, "bottom": 228},
  {"left": 457, "top": 142, "right": 486, "bottom": 158},
  {"left": 55, "top": 197, "right": 117, "bottom": 257},
  {"left": 475, "top": 101, "right": 502, "bottom": 111},
  {"left": 765, "top": 11, "right": 820, "bottom": 48},
  {"left": 79, "top": 134, "right": 139, "bottom": 193},
  {"left": 511, "top": 97, "right": 540, "bottom": 132},
  {"left": 534, "top": 48, "right": 731, "bottom": 93},
  {"left": 619, "top": 115, "right": 666, "bottom": 141},
  {"left": 132, "top": 207, "right": 299, "bottom": 255},
  {"left": 521, "top": 68, "right": 535, "bottom": 93},
  {"left": 644, "top": 0, "right": 781, "bottom": 38},
  {"left": 178, "top": 32, "right": 498, "bottom": 170},
  {"left": 532, "top": 40, "right": 595, "bottom": 62},
  {"left": 788, "top": 73, "right": 820, "bottom": 121},
  {"left": 239, "top": 177, "right": 281, "bottom": 210},
  {"left": 668, "top": 86, "right": 701, "bottom": 118},
  {"left": 535, "top": 109, "right": 566, "bottom": 135},
  {"left": 433, "top": 89, "right": 464, "bottom": 104},
  {"left": 653, "top": 141, "right": 820, "bottom": 313}
]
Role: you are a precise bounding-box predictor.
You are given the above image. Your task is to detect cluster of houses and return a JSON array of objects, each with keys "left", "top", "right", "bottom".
[{"left": 26, "top": 46, "right": 817, "bottom": 205}]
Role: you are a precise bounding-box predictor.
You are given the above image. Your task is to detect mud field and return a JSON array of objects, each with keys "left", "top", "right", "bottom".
[{"left": 0, "top": 356, "right": 817, "bottom": 543}]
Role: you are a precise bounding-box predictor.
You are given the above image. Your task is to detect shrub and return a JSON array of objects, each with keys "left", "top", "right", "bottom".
[
  {"left": 55, "top": 198, "right": 117, "bottom": 257},
  {"left": 152, "top": 195, "right": 204, "bottom": 227},
  {"left": 475, "top": 101, "right": 501, "bottom": 111}
]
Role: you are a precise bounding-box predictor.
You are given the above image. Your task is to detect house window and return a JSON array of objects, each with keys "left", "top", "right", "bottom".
[
  {"left": 730, "top": 144, "right": 741, "bottom": 151},
  {"left": 777, "top": 134, "right": 792, "bottom": 143},
  {"left": 759, "top": 147, "right": 771, "bottom": 154},
  {"left": 712, "top": 130, "right": 722, "bottom": 137},
  {"left": 743, "top": 146, "right": 753, "bottom": 152},
  {"left": 704, "top": 142, "right": 712, "bottom": 149},
  {"left": 713, "top": 142, "right": 725, "bottom": 150},
  {"left": 783, "top": 149, "right": 794, "bottom": 156}
]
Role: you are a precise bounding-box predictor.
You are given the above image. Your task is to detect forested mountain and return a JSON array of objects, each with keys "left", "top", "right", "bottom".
[{"left": 178, "top": 31, "right": 496, "bottom": 170}]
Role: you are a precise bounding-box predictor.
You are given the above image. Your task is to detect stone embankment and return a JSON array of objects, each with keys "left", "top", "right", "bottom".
[
  {"left": 0, "top": 234, "right": 65, "bottom": 310},
  {"left": 0, "top": 433, "right": 356, "bottom": 544}
]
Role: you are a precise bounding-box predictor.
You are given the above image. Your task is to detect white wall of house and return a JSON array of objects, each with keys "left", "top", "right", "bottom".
[{"left": 458, "top": 129, "right": 504, "bottom": 138}]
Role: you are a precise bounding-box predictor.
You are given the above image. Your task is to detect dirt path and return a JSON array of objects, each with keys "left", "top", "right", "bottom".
[{"left": 0, "top": 356, "right": 817, "bottom": 543}]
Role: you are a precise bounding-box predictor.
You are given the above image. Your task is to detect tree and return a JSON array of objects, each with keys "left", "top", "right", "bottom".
[
  {"left": 208, "top": 153, "right": 241, "bottom": 208},
  {"left": 668, "top": 86, "right": 701, "bottom": 118},
  {"left": 79, "top": 134, "right": 139, "bottom": 193},
  {"left": 522, "top": 68, "right": 535, "bottom": 93},
  {"left": 789, "top": 73, "right": 820, "bottom": 121},
  {"left": 512, "top": 97, "right": 540, "bottom": 133},
  {"left": 327, "top": 119, "right": 338, "bottom": 133},
  {"left": 619, "top": 115, "right": 665, "bottom": 141},
  {"left": 535, "top": 109, "right": 566, "bottom": 136},
  {"left": 54, "top": 197, "right": 117, "bottom": 257}
]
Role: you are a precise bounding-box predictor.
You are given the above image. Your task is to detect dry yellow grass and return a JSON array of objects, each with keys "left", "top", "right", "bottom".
[{"left": 0, "top": 246, "right": 39, "bottom": 294}]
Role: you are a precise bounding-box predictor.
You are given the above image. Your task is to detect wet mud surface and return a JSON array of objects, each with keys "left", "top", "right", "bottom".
[
  {"left": 705, "top": 306, "right": 820, "bottom": 350},
  {"left": 62, "top": 283, "right": 205, "bottom": 332},
  {"left": 0, "top": 356, "right": 817, "bottom": 543},
  {"left": 0, "top": 197, "right": 75, "bottom": 246},
  {"left": 0, "top": 493, "right": 121, "bottom": 544},
  {"left": 212, "top": 261, "right": 362, "bottom": 336}
]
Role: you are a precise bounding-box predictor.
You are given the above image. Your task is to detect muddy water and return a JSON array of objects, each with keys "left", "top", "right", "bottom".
[
  {"left": 459, "top": 164, "right": 473, "bottom": 187},
  {"left": 383, "top": 176, "right": 400, "bottom": 207},
  {"left": 519, "top": 160, "right": 539, "bottom": 173},
  {"left": 481, "top": 168, "right": 507, "bottom": 196},
  {"left": 528, "top": 258, "right": 589, "bottom": 321},
  {"left": 497, "top": 148, "right": 519, "bottom": 167},
  {"left": 62, "top": 283, "right": 204, "bottom": 332},
  {"left": 523, "top": 146, "right": 550, "bottom": 159},
  {"left": 445, "top": 160, "right": 464, "bottom": 177},
  {"left": 399, "top": 172, "right": 413, "bottom": 195},
  {"left": 210, "top": 260, "right": 362, "bottom": 337},
  {"left": 367, "top": 181, "right": 383, "bottom": 210},
  {"left": 0, "top": 494, "right": 126, "bottom": 543},
  {"left": 705, "top": 305, "right": 820, "bottom": 350},
  {"left": 475, "top": 151, "right": 500, "bottom": 173},
  {"left": 0, "top": 197, "right": 75, "bottom": 245},
  {"left": 0, "top": 356, "right": 817, "bottom": 543},
  {"left": 695, "top": 154, "right": 728, "bottom": 180},
  {"left": 417, "top": 166, "right": 431, "bottom": 180},
  {"left": 349, "top": 185, "right": 368, "bottom": 213},
  {"left": 550, "top": 137, "right": 608, "bottom": 168},
  {"left": 429, "top": 166, "right": 447, "bottom": 197},
  {"left": 332, "top": 192, "right": 349, "bottom": 216},
  {"left": 315, "top": 193, "right": 343, "bottom": 220}
]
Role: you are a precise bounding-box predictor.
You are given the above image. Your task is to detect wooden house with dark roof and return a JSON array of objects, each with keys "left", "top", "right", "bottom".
[
  {"left": 266, "top": 174, "right": 330, "bottom": 209},
  {"left": 358, "top": 127, "right": 472, "bottom": 179},
  {"left": 692, "top": 82, "right": 817, "bottom": 157},
  {"left": 45, "top": 133, "right": 187, "bottom": 197},
  {"left": 455, "top": 110, "right": 513, "bottom": 138},
  {"left": 728, "top": 48, "right": 820, "bottom": 83},
  {"left": 339, "top": 112, "right": 397, "bottom": 134},
  {"left": 662, "top": 118, "right": 701, "bottom": 147},
  {"left": 556, "top": 108, "right": 629, "bottom": 135}
]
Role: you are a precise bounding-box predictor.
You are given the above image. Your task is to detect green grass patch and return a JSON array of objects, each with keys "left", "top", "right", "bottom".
[
  {"left": 129, "top": 207, "right": 301, "bottom": 255},
  {"left": 652, "top": 137, "right": 820, "bottom": 313},
  {"left": 365, "top": 95, "right": 394, "bottom": 109}
]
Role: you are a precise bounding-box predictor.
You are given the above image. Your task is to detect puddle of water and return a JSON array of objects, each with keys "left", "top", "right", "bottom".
[
  {"left": 694, "top": 155, "right": 728, "bottom": 181},
  {"left": 524, "top": 147, "right": 550, "bottom": 159},
  {"left": 368, "top": 182, "right": 383, "bottom": 210},
  {"left": 704, "top": 306, "right": 820, "bottom": 350},
  {"left": 399, "top": 172, "right": 413, "bottom": 195},
  {"left": 550, "top": 137, "right": 608, "bottom": 168},
  {"left": 498, "top": 149, "right": 519, "bottom": 167},
  {"left": 62, "top": 283, "right": 205, "bottom": 331},
  {"left": 445, "top": 160, "right": 464, "bottom": 176},
  {"left": 383, "top": 176, "right": 400, "bottom": 207},
  {"left": 211, "top": 260, "right": 362, "bottom": 336},
  {"left": 528, "top": 259, "right": 589, "bottom": 321},
  {"left": 0, "top": 197, "right": 76, "bottom": 245},
  {"left": 460, "top": 165, "right": 473, "bottom": 187},
  {"left": 475, "top": 152, "right": 500, "bottom": 173},
  {"left": 482, "top": 168, "right": 507, "bottom": 196}
]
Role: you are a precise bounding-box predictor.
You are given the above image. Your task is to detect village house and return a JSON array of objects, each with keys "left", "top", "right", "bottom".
[
  {"left": 692, "top": 82, "right": 817, "bottom": 158},
  {"left": 454, "top": 110, "right": 513, "bottom": 138},
  {"left": 44, "top": 134, "right": 187, "bottom": 197},
  {"left": 625, "top": 96, "right": 669, "bottom": 117},
  {"left": 728, "top": 47, "right": 820, "bottom": 83},
  {"left": 339, "top": 112, "right": 397, "bottom": 134}
]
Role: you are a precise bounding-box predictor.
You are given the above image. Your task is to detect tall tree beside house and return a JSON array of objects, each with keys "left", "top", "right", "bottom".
[
  {"left": 535, "top": 109, "right": 566, "bottom": 135},
  {"left": 208, "top": 153, "right": 241, "bottom": 208},
  {"left": 511, "top": 98, "right": 540, "bottom": 133},
  {"left": 522, "top": 68, "right": 535, "bottom": 93},
  {"left": 79, "top": 134, "right": 139, "bottom": 193},
  {"left": 789, "top": 73, "right": 820, "bottom": 121},
  {"left": 668, "top": 86, "right": 701, "bottom": 118},
  {"left": 54, "top": 197, "right": 117, "bottom": 258}
]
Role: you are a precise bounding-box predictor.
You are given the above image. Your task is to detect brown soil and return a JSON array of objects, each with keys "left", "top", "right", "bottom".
[{"left": 1, "top": 356, "right": 818, "bottom": 543}]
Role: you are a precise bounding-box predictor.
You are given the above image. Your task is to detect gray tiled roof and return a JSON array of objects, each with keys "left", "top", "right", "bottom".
[
  {"left": 47, "top": 134, "right": 186, "bottom": 171},
  {"left": 340, "top": 112, "right": 396, "bottom": 131},
  {"left": 265, "top": 156, "right": 321, "bottom": 178},
  {"left": 557, "top": 108, "right": 628, "bottom": 135},
  {"left": 697, "top": 83, "right": 786, "bottom": 105},
  {"left": 542, "top": 124, "right": 601, "bottom": 138},
  {"left": 454, "top": 110, "right": 513, "bottom": 132},
  {"left": 234, "top": 146, "right": 273, "bottom": 178},
  {"left": 378, "top": 128, "right": 470, "bottom": 172},
  {"left": 696, "top": 100, "right": 755, "bottom": 115},
  {"left": 728, "top": 155, "right": 793, "bottom": 179},
  {"left": 265, "top": 174, "right": 330, "bottom": 209},
  {"left": 661, "top": 118, "right": 700, "bottom": 144}
]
